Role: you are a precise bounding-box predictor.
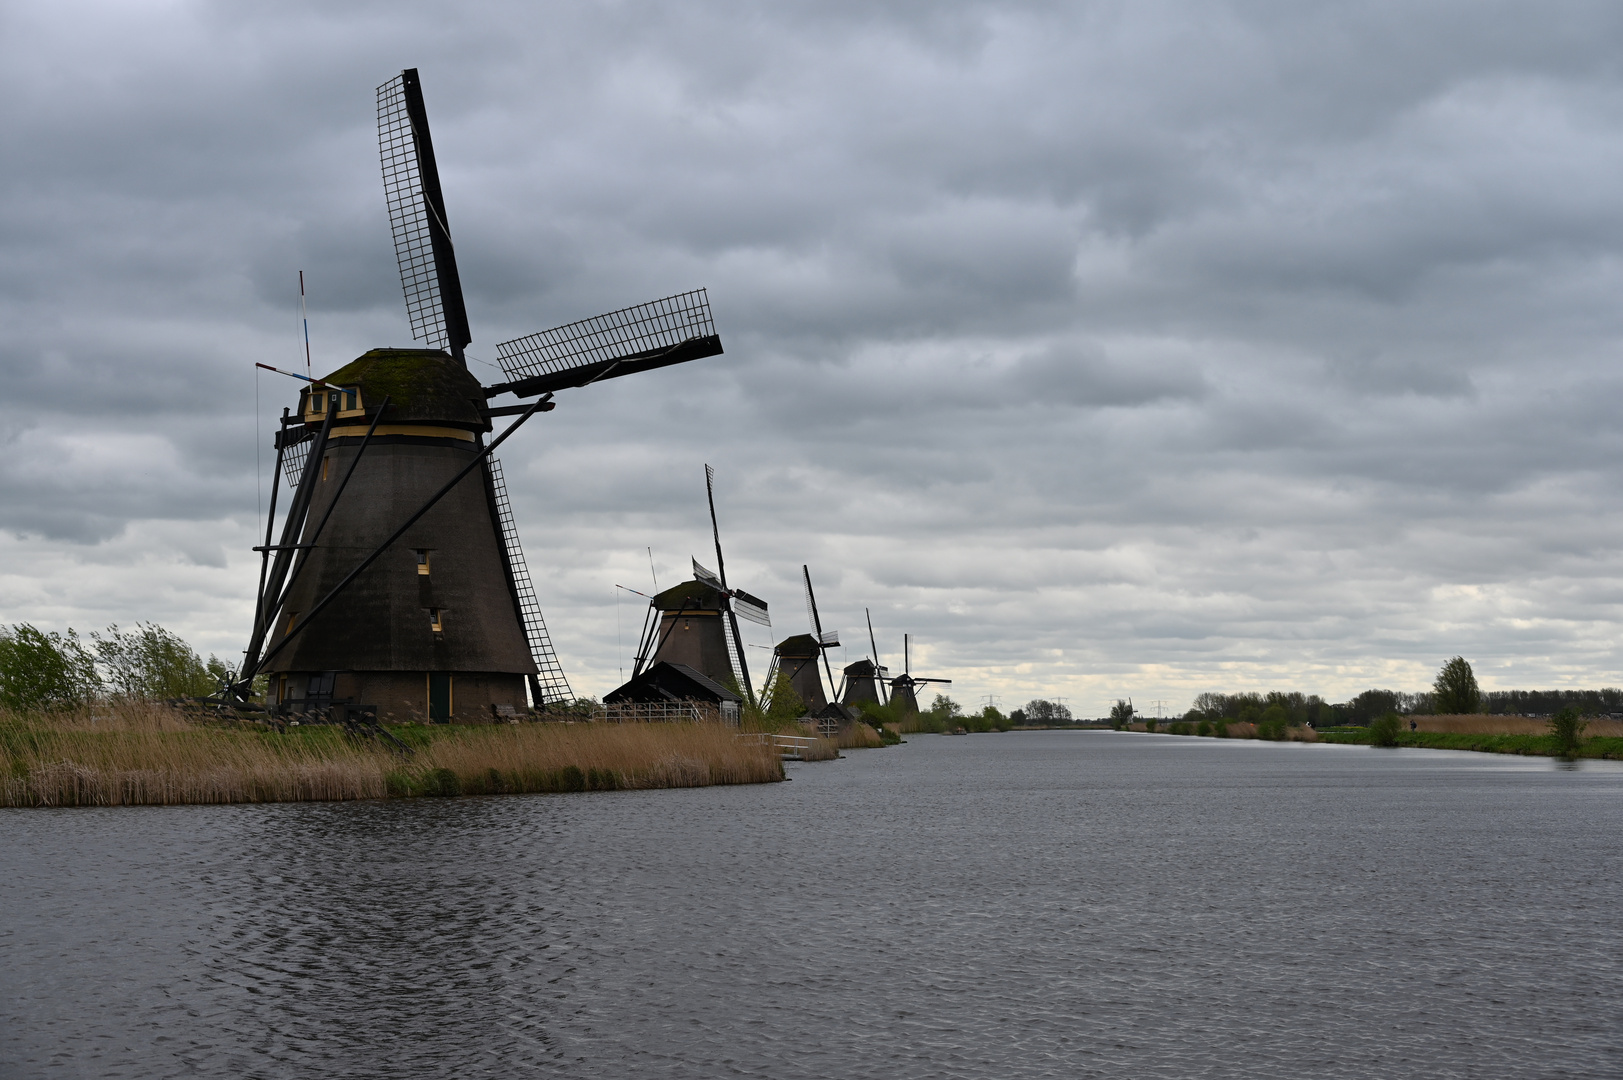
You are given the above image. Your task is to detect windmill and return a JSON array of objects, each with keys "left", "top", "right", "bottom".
[
  {"left": 839, "top": 607, "right": 890, "bottom": 708},
  {"left": 761, "top": 565, "right": 841, "bottom": 716},
  {"left": 887, "top": 633, "right": 951, "bottom": 717},
  {"left": 233, "top": 68, "right": 725, "bottom": 723},
  {"left": 621, "top": 465, "right": 769, "bottom": 700}
]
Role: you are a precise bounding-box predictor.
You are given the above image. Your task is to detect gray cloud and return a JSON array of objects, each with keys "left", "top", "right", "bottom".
[{"left": 4, "top": 0, "right": 1623, "bottom": 712}]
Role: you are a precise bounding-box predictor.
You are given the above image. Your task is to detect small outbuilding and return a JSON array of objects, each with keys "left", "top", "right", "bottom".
[{"left": 604, "top": 661, "right": 743, "bottom": 723}]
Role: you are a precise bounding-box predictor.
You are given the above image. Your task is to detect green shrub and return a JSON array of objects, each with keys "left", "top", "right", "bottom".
[
  {"left": 1196, "top": 719, "right": 1212, "bottom": 737},
  {"left": 1550, "top": 708, "right": 1589, "bottom": 755},
  {"left": 424, "top": 767, "right": 461, "bottom": 796},
  {"left": 1369, "top": 713, "right": 1403, "bottom": 747},
  {"left": 0, "top": 624, "right": 100, "bottom": 710},
  {"left": 92, "top": 623, "right": 221, "bottom": 700},
  {"left": 1214, "top": 720, "right": 1228, "bottom": 738},
  {"left": 1169, "top": 721, "right": 1192, "bottom": 736}
]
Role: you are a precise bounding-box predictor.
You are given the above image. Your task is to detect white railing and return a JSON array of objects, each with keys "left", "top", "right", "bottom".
[
  {"left": 734, "top": 732, "right": 820, "bottom": 756},
  {"left": 594, "top": 701, "right": 730, "bottom": 725}
]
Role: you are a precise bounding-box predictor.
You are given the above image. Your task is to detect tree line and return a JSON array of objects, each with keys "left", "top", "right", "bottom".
[
  {"left": 0, "top": 622, "right": 230, "bottom": 711},
  {"left": 1180, "top": 657, "right": 1621, "bottom": 726}
]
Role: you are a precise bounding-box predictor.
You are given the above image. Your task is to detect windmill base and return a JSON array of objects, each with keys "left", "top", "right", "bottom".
[{"left": 271, "top": 670, "right": 531, "bottom": 723}]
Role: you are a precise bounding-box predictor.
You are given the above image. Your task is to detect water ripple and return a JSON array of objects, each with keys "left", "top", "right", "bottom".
[{"left": 4, "top": 733, "right": 1622, "bottom": 1078}]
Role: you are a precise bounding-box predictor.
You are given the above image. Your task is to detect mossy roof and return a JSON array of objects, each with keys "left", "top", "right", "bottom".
[
  {"left": 323, "top": 349, "right": 489, "bottom": 429},
  {"left": 775, "top": 633, "right": 821, "bottom": 657},
  {"left": 653, "top": 579, "right": 728, "bottom": 611}
]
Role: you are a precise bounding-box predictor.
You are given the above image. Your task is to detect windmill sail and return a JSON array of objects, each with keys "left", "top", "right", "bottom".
[
  {"left": 488, "top": 290, "right": 722, "bottom": 399},
  {"left": 378, "top": 69, "right": 471, "bottom": 358},
  {"left": 278, "top": 428, "right": 313, "bottom": 489},
  {"left": 692, "top": 558, "right": 724, "bottom": 592},
  {"left": 485, "top": 456, "right": 573, "bottom": 704},
  {"left": 732, "top": 590, "right": 770, "bottom": 627}
]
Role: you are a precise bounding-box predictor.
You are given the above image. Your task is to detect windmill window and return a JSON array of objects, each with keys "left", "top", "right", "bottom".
[
  {"left": 416, "top": 550, "right": 431, "bottom": 576},
  {"left": 429, "top": 608, "right": 444, "bottom": 632},
  {"left": 322, "top": 456, "right": 330, "bottom": 482},
  {"left": 287, "top": 612, "right": 299, "bottom": 634},
  {"left": 310, "top": 393, "right": 325, "bottom": 413}
]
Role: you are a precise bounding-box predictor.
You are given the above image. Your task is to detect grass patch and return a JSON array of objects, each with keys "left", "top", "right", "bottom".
[{"left": 0, "top": 704, "right": 783, "bottom": 807}]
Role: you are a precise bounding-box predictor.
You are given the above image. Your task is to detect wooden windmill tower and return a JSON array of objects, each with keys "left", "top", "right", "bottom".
[
  {"left": 886, "top": 633, "right": 951, "bottom": 716},
  {"left": 761, "top": 566, "right": 841, "bottom": 715},
  {"left": 839, "top": 608, "right": 890, "bottom": 707},
  {"left": 234, "top": 68, "right": 725, "bottom": 722},
  {"left": 621, "top": 466, "right": 770, "bottom": 699}
]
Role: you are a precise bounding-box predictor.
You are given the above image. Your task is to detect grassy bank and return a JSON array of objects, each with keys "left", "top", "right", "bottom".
[
  {"left": 1317, "top": 727, "right": 1623, "bottom": 759},
  {"left": 0, "top": 704, "right": 783, "bottom": 807}
]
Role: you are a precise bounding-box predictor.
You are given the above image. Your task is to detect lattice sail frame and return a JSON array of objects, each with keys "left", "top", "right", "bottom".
[
  {"left": 495, "top": 289, "right": 715, "bottom": 382},
  {"left": 281, "top": 430, "right": 313, "bottom": 490},
  {"left": 487, "top": 457, "right": 573, "bottom": 704},
  {"left": 378, "top": 73, "right": 450, "bottom": 350}
]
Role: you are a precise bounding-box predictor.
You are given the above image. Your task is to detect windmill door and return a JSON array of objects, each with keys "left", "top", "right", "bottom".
[{"left": 429, "top": 673, "right": 452, "bottom": 722}]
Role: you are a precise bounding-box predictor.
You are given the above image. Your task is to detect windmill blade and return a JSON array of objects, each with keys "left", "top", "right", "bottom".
[
  {"left": 802, "top": 565, "right": 838, "bottom": 698},
  {"left": 486, "top": 456, "right": 572, "bottom": 705},
  {"left": 378, "top": 68, "right": 471, "bottom": 359},
  {"left": 277, "top": 426, "right": 314, "bottom": 490},
  {"left": 819, "top": 629, "right": 840, "bottom": 647},
  {"left": 692, "top": 558, "right": 724, "bottom": 592},
  {"left": 485, "top": 290, "right": 721, "bottom": 399},
  {"left": 732, "top": 589, "right": 770, "bottom": 627}
]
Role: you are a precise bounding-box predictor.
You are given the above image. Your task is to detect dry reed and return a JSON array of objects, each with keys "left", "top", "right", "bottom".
[
  {"left": 798, "top": 736, "right": 841, "bottom": 761},
  {"left": 0, "top": 705, "right": 781, "bottom": 808},
  {"left": 1410, "top": 714, "right": 1623, "bottom": 737},
  {"left": 836, "top": 723, "right": 883, "bottom": 749}
]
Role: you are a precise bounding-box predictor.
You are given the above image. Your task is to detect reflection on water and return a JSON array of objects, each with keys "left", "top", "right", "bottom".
[{"left": 4, "top": 732, "right": 1622, "bottom": 1078}]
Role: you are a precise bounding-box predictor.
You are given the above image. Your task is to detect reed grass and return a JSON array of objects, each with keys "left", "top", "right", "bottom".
[
  {"left": 1409, "top": 714, "right": 1623, "bottom": 737},
  {"left": 797, "top": 736, "right": 841, "bottom": 761},
  {"left": 0, "top": 705, "right": 782, "bottom": 807},
  {"left": 836, "top": 723, "right": 883, "bottom": 749}
]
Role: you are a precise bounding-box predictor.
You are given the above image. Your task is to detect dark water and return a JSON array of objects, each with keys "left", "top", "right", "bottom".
[{"left": 4, "top": 732, "right": 1622, "bottom": 1078}]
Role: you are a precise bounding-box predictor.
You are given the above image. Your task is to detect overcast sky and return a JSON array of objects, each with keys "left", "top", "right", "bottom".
[{"left": 4, "top": 0, "right": 1623, "bottom": 714}]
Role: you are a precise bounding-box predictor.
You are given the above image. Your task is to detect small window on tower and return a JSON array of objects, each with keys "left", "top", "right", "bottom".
[
  {"left": 287, "top": 611, "right": 299, "bottom": 634},
  {"left": 322, "top": 456, "right": 330, "bottom": 482},
  {"left": 310, "top": 393, "right": 325, "bottom": 413},
  {"left": 429, "top": 608, "right": 444, "bottom": 633},
  {"left": 416, "top": 550, "right": 431, "bottom": 576}
]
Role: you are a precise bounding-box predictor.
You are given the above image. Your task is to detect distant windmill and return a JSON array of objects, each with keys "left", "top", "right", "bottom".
[
  {"left": 622, "top": 466, "right": 769, "bottom": 699},
  {"left": 840, "top": 607, "right": 890, "bottom": 708},
  {"left": 235, "top": 68, "right": 725, "bottom": 723},
  {"left": 887, "top": 633, "right": 951, "bottom": 716},
  {"left": 762, "top": 565, "right": 840, "bottom": 714}
]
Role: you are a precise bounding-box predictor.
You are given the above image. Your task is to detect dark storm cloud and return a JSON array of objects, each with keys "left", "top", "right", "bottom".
[{"left": 4, "top": 0, "right": 1623, "bottom": 707}]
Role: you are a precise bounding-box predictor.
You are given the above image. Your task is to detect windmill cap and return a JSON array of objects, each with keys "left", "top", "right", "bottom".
[
  {"left": 319, "top": 349, "right": 491, "bottom": 431},
  {"left": 774, "top": 633, "right": 820, "bottom": 658},
  {"left": 653, "top": 579, "right": 728, "bottom": 611}
]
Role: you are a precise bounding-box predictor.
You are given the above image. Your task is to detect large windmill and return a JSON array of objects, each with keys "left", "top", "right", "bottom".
[
  {"left": 620, "top": 465, "right": 770, "bottom": 699},
  {"left": 234, "top": 68, "right": 725, "bottom": 722},
  {"left": 887, "top": 633, "right": 951, "bottom": 717}
]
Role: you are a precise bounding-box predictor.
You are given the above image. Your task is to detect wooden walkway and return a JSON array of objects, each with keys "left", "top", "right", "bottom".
[{"left": 734, "top": 732, "right": 821, "bottom": 760}]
